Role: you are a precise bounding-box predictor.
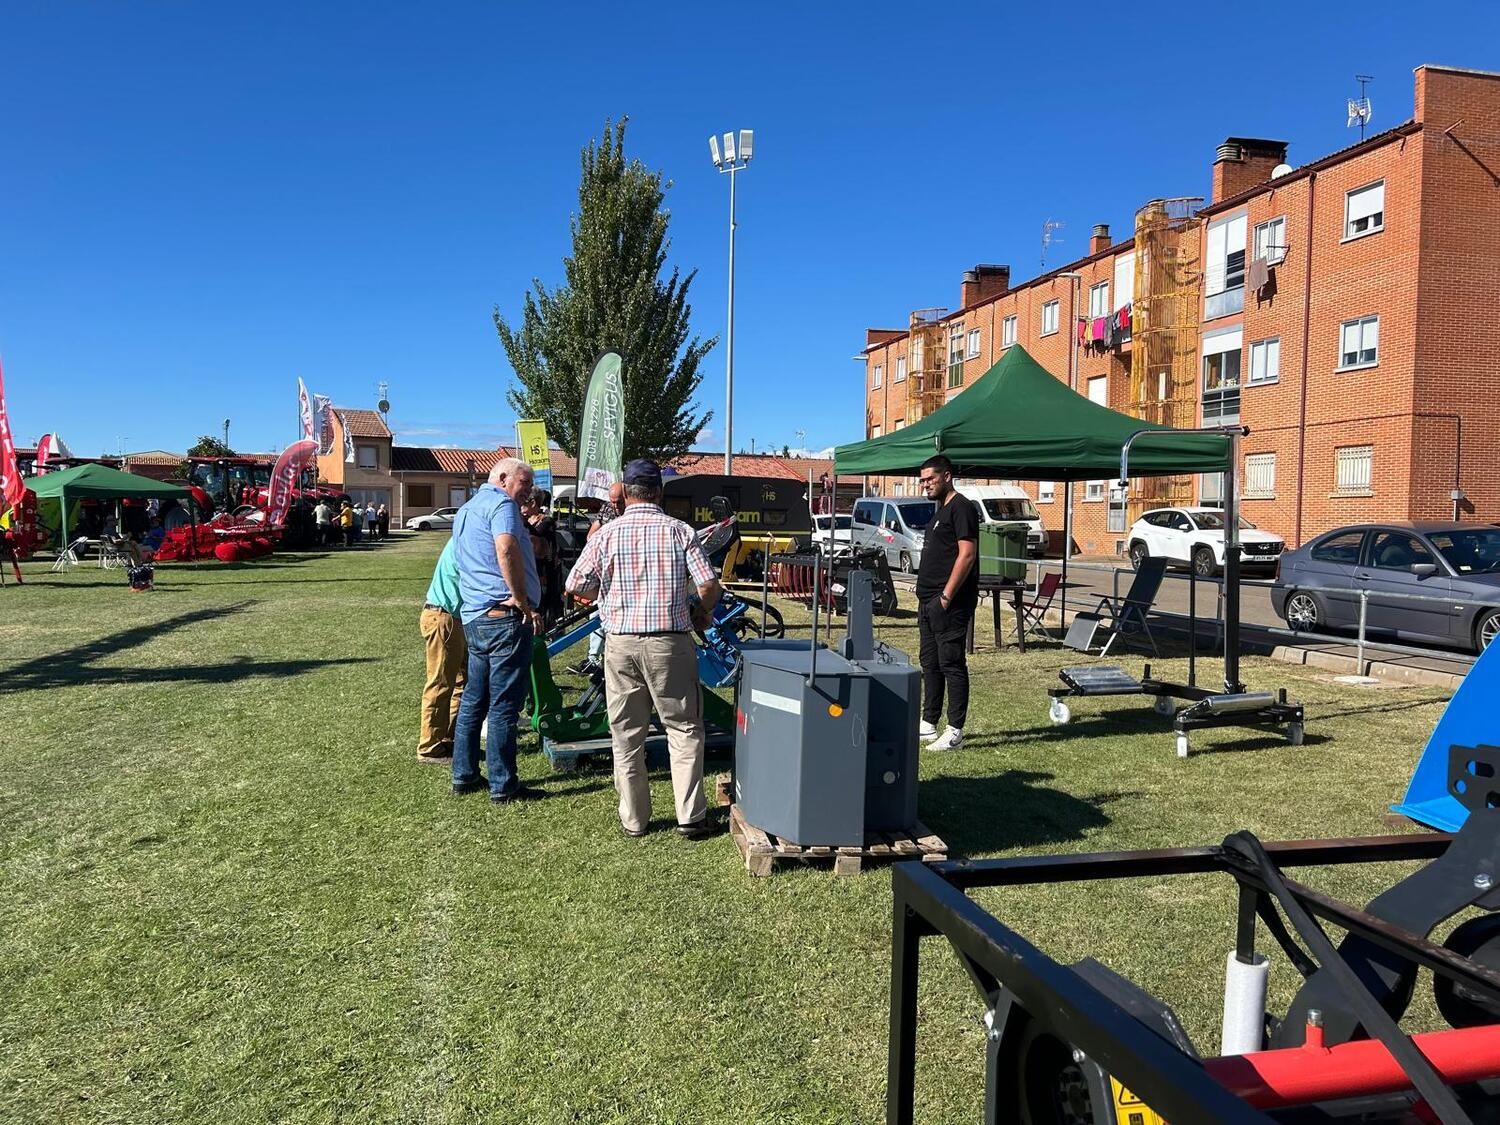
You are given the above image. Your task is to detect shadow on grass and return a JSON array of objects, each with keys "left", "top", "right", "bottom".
[{"left": 919, "top": 769, "right": 1131, "bottom": 855}]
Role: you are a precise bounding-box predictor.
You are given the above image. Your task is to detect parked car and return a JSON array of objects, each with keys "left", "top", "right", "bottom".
[
  {"left": 850, "top": 496, "right": 940, "bottom": 573},
  {"left": 957, "top": 483, "right": 1048, "bottom": 557},
  {"left": 811, "top": 513, "right": 855, "bottom": 554},
  {"left": 1272, "top": 522, "right": 1500, "bottom": 652},
  {"left": 404, "top": 506, "right": 458, "bottom": 531},
  {"left": 1126, "top": 506, "right": 1284, "bottom": 576}
]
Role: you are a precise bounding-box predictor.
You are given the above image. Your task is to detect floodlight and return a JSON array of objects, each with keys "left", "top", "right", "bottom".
[
  {"left": 722, "top": 131, "right": 736, "bottom": 164},
  {"left": 708, "top": 134, "right": 721, "bottom": 167},
  {"left": 738, "top": 129, "right": 754, "bottom": 163}
]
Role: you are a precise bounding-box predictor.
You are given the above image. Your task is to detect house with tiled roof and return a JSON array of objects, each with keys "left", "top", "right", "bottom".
[
  {"left": 390, "top": 445, "right": 578, "bottom": 522},
  {"left": 316, "top": 408, "right": 396, "bottom": 509},
  {"left": 120, "top": 449, "right": 186, "bottom": 482}
]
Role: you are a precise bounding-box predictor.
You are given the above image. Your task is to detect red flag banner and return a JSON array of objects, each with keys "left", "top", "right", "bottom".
[
  {"left": 266, "top": 439, "right": 317, "bottom": 528},
  {"left": 0, "top": 359, "right": 26, "bottom": 516}
]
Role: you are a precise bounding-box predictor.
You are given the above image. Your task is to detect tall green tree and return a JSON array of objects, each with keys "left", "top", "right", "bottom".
[{"left": 496, "top": 118, "right": 715, "bottom": 463}]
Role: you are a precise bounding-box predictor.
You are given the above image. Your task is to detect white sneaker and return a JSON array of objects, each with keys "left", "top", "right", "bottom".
[
  {"left": 927, "top": 726, "right": 964, "bottom": 752},
  {"left": 918, "top": 720, "right": 939, "bottom": 740}
]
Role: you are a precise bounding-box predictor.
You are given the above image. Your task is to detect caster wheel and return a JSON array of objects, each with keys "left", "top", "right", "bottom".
[
  {"left": 1048, "top": 698, "right": 1071, "bottom": 725},
  {"left": 1176, "top": 733, "right": 1191, "bottom": 758},
  {"left": 1153, "top": 696, "right": 1176, "bottom": 717},
  {"left": 1287, "top": 722, "right": 1305, "bottom": 746}
]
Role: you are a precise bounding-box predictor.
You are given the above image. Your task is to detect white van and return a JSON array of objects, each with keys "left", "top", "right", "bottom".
[
  {"left": 850, "top": 496, "right": 939, "bottom": 573},
  {"left": 957, "top": 484, "right": 1048, "bottom": 557}
]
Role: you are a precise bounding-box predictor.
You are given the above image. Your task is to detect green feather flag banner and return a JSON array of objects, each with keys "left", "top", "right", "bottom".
[{"left": 578, "top": 351, "right": 625, "bottom": 499}]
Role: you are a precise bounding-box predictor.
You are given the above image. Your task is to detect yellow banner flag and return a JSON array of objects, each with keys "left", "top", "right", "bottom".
[{"left": 515, "top": 420, "right": 553, "bottom": 494}]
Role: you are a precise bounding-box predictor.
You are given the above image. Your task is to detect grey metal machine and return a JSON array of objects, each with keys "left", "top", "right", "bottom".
[{"left": 732, "top": 569, "right": 922, "bottom": 847}]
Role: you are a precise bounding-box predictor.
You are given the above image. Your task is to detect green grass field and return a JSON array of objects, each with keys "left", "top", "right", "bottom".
[{"left": 0, "top": 534, "right": 1454, "bottom": 1123}]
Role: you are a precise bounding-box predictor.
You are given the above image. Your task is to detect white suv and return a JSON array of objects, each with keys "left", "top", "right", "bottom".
[{"left": 1127, "top": 506, "right": 1284, "bottom": 577}]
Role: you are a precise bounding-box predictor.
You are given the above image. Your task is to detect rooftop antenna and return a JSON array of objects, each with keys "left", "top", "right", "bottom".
[
  {"left": 794, "top": 428, "right": 806, "bottom": 454},
  {"left": 376, "top": 381, "right": 391, "bottom": 418},
  {"left": 1041, "top": 219, "right": 1065, "bottom": 270},
  {"left": 1347, "top": 74, "right": 1374, "bottom": 141}
]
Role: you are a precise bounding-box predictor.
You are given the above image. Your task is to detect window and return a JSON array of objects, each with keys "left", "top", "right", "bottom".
[
  {"left": 1114, "top": 252, "right": 1135, "bottom": 312},
  {"left": 1370, "top": 530, "right": 1435, "bottom": 571},
  {"left": 1244, "top": 453, "right": 1276, "bottom": 499},
  {"left": 872, "top": 363, "right": 883, "bottom": 389},
  {"left": 1205, "top": 213, "right": 1247, "bottom": 319},
  {"left": 893, "top": 417, "right": 906, "bottom": 430},
  {"left": 448, "top": 487, "right": 470, "bottom": 507},
  {"left": 1312, "top": 530, "right": 1366, "bottom": 564},
  {"left": 357, "top": 444, "right": 379, "bottom": 470},
  {"left": 895, "top": 355, "right": 907, "bottom": 382},
  {"left": 1088, "top": 281, "right": 1110, "bottom": 319},
  {"left": 1335, "top": 444, "right": 1373, "bottom": 495},
  {"left": 1086, "top": 375, "right": 1107, "bottom": 406},
  {"left": 1041, "top": 300, "right": 1060, "bottom": 336},
  {"left": 1253, "top": 217, "right": 1287, "bottom": 265},
  {"left": 1248, "top": 337, "right": 1280, "bottom": 385},
  {"left": 1201, "top": 327, "right": 1242, "bottom": 425},
  {"left": 1345, "top": 181, "right": 1385, "bottom": 239},
  {"left": 967, "top": 328, "right": 981, "bottom": 358},
  {"left": 1085, "top": 480, "right": 1105, "bottom": 501},
  {"left": 1200, "top": 472, "right": 1224, "bottom": 508},
  {"left": 1038, "top": 481, "right": 1055, "bottom": 503},
  {"left": 948, "top": 324, "right": 965, "bottom": 388},
  {"left": 407, "top": 483, "right": 434, "bottom": 508},
  {"left": 1002, "top": 315, "right": 1017, "bottom": 348},
  {"left": 870, "top": 423, "right": 882, "bottom": 439},
  {"left": 1338, "top": 316, "right": 1379, "bottom": 370},
  {"left": 911, "top": 337, "right": 924, "bottom": 373},
  {"left": 853, "top": 501, "right": 881, "bottom": 526}
]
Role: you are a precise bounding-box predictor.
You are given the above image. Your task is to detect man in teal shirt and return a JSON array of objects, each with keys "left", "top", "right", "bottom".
[{"left": 417, "top": 538, "right": 465, "bottom": 762}]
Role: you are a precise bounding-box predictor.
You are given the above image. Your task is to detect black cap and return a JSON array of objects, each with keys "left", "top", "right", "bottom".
[{"left": 623, "top": 458, "right": 662, "bottom": 488}]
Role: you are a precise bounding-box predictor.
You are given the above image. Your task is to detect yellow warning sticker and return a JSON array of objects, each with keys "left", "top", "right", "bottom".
[{"left": 1110, "top": 1077, "right": 1168, "bottom": 1124}]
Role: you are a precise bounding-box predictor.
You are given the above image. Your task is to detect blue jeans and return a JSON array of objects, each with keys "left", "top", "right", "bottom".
[{"left": 452, "top": 613, "right": 533, "bottom": 796}]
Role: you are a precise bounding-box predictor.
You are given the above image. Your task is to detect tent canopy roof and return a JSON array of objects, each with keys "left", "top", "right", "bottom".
[
  {"left": 25, "top": 462, "right": 189, "bottom": 500},
  {"left": 834, "top": 345, "right": 1231, "bottom": 481}
]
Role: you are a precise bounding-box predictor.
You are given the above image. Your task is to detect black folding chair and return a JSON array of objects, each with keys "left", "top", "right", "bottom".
[{"left": 1095, "top": 556, "right": 1167, "bottom": 656}]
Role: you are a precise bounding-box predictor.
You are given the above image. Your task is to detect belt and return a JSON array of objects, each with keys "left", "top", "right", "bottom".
[
  {"left": 485, "top": 605, "right": 519, "bottom": 617},
  {"left": 422, "top": 603, "right": 452, "bottom": 613}
]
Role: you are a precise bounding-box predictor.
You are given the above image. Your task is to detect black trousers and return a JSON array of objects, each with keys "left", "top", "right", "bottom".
[{"left": 918, "top": 595, "right": 974, "bottom": 730}]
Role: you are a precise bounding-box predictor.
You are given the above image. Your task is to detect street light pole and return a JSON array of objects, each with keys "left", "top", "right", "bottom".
[
  {"left": 709, "top": 129, "right": 754, "bottom": 475},
  {"left": 1056, "top": 272, "right": 1084, "bottom": 626}
]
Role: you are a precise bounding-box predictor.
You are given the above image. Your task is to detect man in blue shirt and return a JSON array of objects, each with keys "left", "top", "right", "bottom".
[{"left": 450, "top": 457, "right": 545, "bottom": 802}]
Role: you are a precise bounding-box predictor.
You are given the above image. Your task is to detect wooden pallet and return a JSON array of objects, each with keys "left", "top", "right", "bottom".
[{"left": 723, "top": 797, "right": 947, "bottom": 877}]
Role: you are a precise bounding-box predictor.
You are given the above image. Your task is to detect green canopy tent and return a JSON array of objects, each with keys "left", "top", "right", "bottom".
[
  {"left": 835, "top": 345, "right": 1245, "bottom": 666},
  {"left": 26, "top": 463, "right": 192, "bottom": 559}
]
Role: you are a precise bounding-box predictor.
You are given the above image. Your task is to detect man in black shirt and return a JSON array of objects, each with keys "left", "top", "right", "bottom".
[{"left": 914, "top": 455, "right": 978, "bottom": 751}]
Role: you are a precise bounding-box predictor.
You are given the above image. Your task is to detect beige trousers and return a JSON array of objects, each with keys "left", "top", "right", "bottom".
[
  {"left": 418, "top": 608, "right": 466, "bottom": 756},
  {"left": 603, "top": 632, "right": 707, "bottom": 832}
]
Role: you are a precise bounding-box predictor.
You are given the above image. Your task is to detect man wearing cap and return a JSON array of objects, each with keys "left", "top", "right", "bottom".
[
  {"left": 566, "top": 459, "right": 721, "bottom": 838},
  {"left": 450, "top": 457, "right": 545, "bottom": 804}
]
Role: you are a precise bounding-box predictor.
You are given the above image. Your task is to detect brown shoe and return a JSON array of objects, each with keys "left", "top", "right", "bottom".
[{"left": 417, "top": 747, "right": 453, "bottom": 764}]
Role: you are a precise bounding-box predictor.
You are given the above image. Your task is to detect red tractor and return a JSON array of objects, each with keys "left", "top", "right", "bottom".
[{"left": 166, "top": 456, "right": 339, "bottom": 549}]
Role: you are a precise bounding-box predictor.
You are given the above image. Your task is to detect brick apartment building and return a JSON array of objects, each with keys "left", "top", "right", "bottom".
[{"left": 862, "top": 64, "right": 1500, "bottom": 553}]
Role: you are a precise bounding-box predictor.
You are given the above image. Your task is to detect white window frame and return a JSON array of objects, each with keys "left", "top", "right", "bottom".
[
  {"left": 1244, "top": 452, "right": 1276, "bottom": 499},
  {"left": 966, "top": 327, "right": 981, "bottom": 358},
  {"left": 1337, "top": 315, "right": 1379, "bottom": 371},
  {"left": 1344, "top": 180, "right": 1385, "bottom": 241},
  {"left": 1334, "top": 444, "right": 1374, "bottom": 496},
  {"left": 1002, "top": 314, "right": 1018, "bottom": 348},
  {"left": 1088, "top": 281, "right": 1110, "bottom": 319},
  {"left": 1038, "top": 481, "right": 1055, "bottom": 503},
  {"left": 1086, "top": 375, "right": 1108, "bottom": 407},
  {"left": 1201, "top": 326, "right": 1243, "bottom": 425},
  {"left": 1204, "top": 213, "right": 1247, "bottom": 319},
  {"left": 1253, "top": 216, "right": 1287, "bottom": 264},
  {"left": 872, "top": 363, "right": 883, "bottom": 389},
  {"left": 448, "top": 486, "right": 470, "bottom": 507},
  {"left": 1113, "top": 252, "right": 1135, "bottom": 313},
  {"left": 911, "top": 338, "right": 924, "bottom": 372},
  {"left": 895, "top": 355, "right": 907, "bottom": 382},
  {"left": 1200, "top": 472, "right": 1225, "bottom": 509},
  {"left": 1084, "top": 479, "right": 1105, "bottom": 502},
  {"left": 356, "top": 444, "right": 379, "bottom": 470},
  {"left": 893, "top": 417, "right": 905, "bottom": 430},
  {"left": 1248, "top": 337, "right": 1280, "bottom": 386},
  {"left": 870, "top": 423, "right": 882, "bottom": 439},
  {"left": 1041, "top": 299, "right": 1060, "bottom": 336}
]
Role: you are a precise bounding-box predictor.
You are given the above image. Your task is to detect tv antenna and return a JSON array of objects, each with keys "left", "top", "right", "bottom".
[
  {"left": 1041, "top": 219, "right": 1065, "bottom": 270},
  {"left": 376, "top": 381, "right": 391, "bottom": 416},
  {"left": 1347, "top": 74, "right": 1374, "bottom": 140},
  {"left": 794, "top": 428, "right": 806, "bottom": 453}
]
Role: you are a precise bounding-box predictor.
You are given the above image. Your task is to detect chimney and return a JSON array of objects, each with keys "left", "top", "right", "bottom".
[
  {"left": 1089, "top": 224, "right": 1111, "bottom": 255},
  {"left": 1211, "top": 137, "right": 1290, "bottom": 203},
  {"left": 960, "top": 263, "right": 1010, "bottom": 307}
]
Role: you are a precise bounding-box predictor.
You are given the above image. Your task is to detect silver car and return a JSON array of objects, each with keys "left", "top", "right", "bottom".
[
  {"left": 1271, "top": 521, "right": 1500, "bottom": 652},
  {"left": 404, "top": 506, "right": 458, "bottom": 531}
]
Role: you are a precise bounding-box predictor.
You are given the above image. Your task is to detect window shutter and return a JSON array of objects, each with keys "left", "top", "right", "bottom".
[{"left": 1348, "top": 182, "right": 1384, "bottom": 222}]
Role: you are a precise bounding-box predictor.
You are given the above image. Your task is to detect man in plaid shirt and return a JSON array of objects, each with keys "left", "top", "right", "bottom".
[{"left": 566, "top": 459, "right": 721, "bottom": 838}]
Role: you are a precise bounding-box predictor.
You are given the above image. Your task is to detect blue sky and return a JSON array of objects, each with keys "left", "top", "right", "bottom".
[{"left": 3, "top": 2, "right": 1497, "bottom": 459}]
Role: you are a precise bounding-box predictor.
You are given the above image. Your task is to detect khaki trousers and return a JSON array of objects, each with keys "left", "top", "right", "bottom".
[
  {"left": 418, "top": 608, "right": 466, "bottom": 756},
  {"left": 604, "top": 632, "right": 707, "bottom": 832}
]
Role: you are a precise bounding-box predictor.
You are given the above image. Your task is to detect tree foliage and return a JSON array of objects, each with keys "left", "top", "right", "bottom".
[
  {"left": 496, "top": 118, "right": 715, "bottom": 463},
  {"left": 186, "top": 435, "right": 234, "bottom": 459}
]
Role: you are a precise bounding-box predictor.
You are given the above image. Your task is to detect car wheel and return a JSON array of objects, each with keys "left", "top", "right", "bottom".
[
  {"left": 1285, "top": 591, "right": 1321, "bottom": 633},
  {"left": 1192, "top": 546, "right": 1218, "bottom": 578},
  {"left": 898, "top": 551, "right": 912, "bottom": 574},
  {"left": 1475, "top": 609, "right": 1500, "bottom": 653},
  {"left": 416, "top": 520, "right": 431, "bottom": 531},
  {"left": 1128, "top": 541, "right": 1148, "bottom": 571}
]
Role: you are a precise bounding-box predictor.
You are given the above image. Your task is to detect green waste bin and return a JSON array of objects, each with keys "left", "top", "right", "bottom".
[{"left": 978, "top": 522, "right": 1029, "bottom": 582}]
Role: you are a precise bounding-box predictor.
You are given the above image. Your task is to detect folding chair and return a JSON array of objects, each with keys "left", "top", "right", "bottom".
[
  {"left": 51, "top": 536, "right": 89, "bottom": 572},
  {"left": 98, "top": 535, "right": 140, "bottom": 571},
  {"left": 1015, "top": 570, "right": 1063, "bottom": 643},
  {"left": 1095, "top": 556, "right": 1167, "bottom": 656}
]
